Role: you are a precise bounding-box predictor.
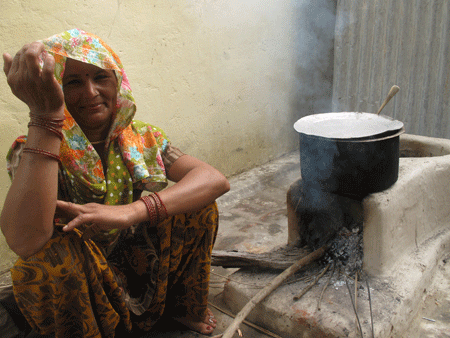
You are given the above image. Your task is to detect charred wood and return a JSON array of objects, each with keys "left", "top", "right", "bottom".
[{"left": 211, "top": 246, "right": 310, "bottom": 270}]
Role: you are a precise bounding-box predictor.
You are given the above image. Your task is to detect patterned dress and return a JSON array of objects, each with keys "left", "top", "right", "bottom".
[{"left": 5, "top": 29, "right": 219, "bottom": 337}]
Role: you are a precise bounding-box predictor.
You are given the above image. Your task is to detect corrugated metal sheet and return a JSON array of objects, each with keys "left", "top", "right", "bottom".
[{"left": 332, "top": 0, "right": 450, "bottom": 138}]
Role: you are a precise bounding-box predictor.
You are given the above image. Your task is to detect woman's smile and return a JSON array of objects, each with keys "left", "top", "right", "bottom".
[
  {"left": 62, "top": 58, "right": 118, "bottom": 141},
  {"left": 81, "top": 102, "right": 105, "bottom": 112}
]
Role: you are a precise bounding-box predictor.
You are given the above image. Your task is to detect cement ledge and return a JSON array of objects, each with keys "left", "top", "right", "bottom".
[
  {"left": 363, "top": 156, "right": 450, "bottom": 275},
  {"left": 377, "top": 226, "right": 450, "bottom": 337},
  {"left": 223, "top": 226, "right": 450, "bottom": 338},
  {"left": 363, "top": 133, "right": 450, "bottom": 275}
]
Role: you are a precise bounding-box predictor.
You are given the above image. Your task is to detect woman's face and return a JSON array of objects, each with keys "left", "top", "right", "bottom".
[{"left": 62, "top": 58, "right": 118, "bottom": 137}]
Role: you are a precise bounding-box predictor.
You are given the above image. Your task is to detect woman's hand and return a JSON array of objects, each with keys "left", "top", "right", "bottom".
[
  {"left": 56, "top": 200, "right": 145, "bottom": 233},
  {"left": 3, "top": 42, "right": 65, "bottom": 117}
]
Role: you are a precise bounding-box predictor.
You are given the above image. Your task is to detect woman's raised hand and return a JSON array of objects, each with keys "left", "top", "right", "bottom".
[{"left": 3, "top": 42, "right": 65, "bottom": 118}]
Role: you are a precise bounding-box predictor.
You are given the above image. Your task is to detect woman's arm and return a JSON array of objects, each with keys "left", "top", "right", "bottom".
[
  {"left": 58, "top": 155, "right": 230, "bottom": 232},
  {"left": 0, "top": 43, "right": 65, "bottom": 259},
  {"left": 160, "top": 154, "right": 230, "bottom": 215}
]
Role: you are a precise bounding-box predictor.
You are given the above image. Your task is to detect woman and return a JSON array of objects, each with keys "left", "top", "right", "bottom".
[{"left": 1, "top": 28, "right": 230, "bottom": 337}]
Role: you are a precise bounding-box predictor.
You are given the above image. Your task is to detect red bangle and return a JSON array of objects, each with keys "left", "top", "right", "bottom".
[
  {"left": 140, "top": 195, "right": 158, "bottom": 224},
  {"left": 148, "top": 194, "right": 160, "bottom": 222},
  {"left": 22, "top": 147, "right": 61, "bottom": 163},
  {"left": 29, "top": 112, "right": 65, "bottom": 126},
  {"left": 153, "top": 192, "right": 168, "bottom": 220},
  {"left": 28, "top": 121, "right": 63, "bottom": 140}
]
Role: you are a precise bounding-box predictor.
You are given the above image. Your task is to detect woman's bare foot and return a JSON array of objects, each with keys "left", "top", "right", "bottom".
[{"left": 174, "top": 308, "right": 217, "bottom": 335}]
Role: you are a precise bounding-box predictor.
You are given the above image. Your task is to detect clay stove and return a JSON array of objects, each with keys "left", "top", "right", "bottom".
[
  {"left": 223, "top": 133, "right": 450, "bottom": 338},
  {"left": 287, "top": 133, "right": 450, "bottom": 276}
]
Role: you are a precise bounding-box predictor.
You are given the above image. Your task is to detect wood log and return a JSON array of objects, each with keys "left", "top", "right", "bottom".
[
  {"left": 213, "top": 244, "right": 328, "bottom": 338},
  {"left": 211, "top": 246, "right": 309, "bottom": 270}
]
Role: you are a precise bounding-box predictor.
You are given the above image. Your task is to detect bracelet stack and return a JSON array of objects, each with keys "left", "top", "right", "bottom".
[
  {"left": 24, "top": 113, "right": 65, "bottom": 163},
  {"left": 28, "top": 113, "right": 65, "bottom": 140},
  {"left": 140, "top": 192, "right": 168, "bottom": 224}
]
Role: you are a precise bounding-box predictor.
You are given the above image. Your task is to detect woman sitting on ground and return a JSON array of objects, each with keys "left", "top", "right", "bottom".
[{"left": 1, "top": 28, "right": 230, "bottom": 337}]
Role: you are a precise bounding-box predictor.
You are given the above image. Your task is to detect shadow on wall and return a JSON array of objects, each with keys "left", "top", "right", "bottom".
[{"left": 291, "top": 0, "right": 337, "bottom": 122}]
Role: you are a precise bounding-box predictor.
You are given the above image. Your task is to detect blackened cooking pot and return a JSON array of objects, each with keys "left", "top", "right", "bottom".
[{"left": 294, "top": 112, "right": 405, "bottom": 199}]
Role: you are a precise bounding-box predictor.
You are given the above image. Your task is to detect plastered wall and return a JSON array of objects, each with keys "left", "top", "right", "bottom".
[{"left": 0, "top": 0, "right": 336, "bottom": 269}]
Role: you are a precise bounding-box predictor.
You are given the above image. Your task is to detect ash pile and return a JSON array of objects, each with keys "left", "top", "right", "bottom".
[{"left": 324, "top": 226, "right": 363, "bottom": 276}]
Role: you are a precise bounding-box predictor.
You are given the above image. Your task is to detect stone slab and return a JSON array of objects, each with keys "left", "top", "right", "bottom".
[{"left": 223, "top": 226, "right": 450, "bottom": 337}]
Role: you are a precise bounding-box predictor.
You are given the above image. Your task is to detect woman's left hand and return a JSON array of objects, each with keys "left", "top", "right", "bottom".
[{"left": 56, "top": 200, "right": 142, "bottom": 233}]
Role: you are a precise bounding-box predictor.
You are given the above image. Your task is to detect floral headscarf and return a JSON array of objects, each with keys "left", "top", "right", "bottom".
[
  {"left": 7, "top": 29, "right": 170, "bottom": 243},
  {"left": 39, "top": 28, "right": 169, "bottom": 206}
]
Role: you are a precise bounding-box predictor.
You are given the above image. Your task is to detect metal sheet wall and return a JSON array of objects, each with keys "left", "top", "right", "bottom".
[{"left": 332, "top": 0, "right": 450, "bottom": 138}]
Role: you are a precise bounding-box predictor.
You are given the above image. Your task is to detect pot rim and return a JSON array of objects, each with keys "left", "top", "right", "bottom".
[
  {"left": 294, "top": 112, "right": 404, "bottom": 140},
  {"left": 299, "top": 127, "right": 405, "bottom": 143}
]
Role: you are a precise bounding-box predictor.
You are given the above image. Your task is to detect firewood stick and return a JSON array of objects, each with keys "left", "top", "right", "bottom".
[
  {"left": 214, "top": 244, "right": 328, "bottom": 338},
  {"left": 317, "top": 262, "right": 335, "bottom": 310},
  {"left": 346, "top": 277, "right": 363, "bottom": 337},
  {"left": 354, "top": 272, "right": 358, "bottom": 328},
  {"left": 293, "top": 263, "right": 330, "bottom": 301},
  {"left": 208, "top": 302, "right": 283, "bottom": 338},
  {"left": 367, "top": 279, "right": 374, "bottom": 338}
]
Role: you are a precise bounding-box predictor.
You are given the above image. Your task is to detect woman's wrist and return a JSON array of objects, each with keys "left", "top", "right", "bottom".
[
  {"left": 129, "top": 199, "right": 152, "bottom": 225},
  {"left": 26, "top": 125, "right": 62, "bottom": 152}
]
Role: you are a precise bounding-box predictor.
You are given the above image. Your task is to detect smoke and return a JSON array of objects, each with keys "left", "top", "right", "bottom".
[
  {"left": 294, "top": 0, "right": 337, "bottom": 70},
  {"left": 291, "top": 0, "right": 337, "bottom": 116},
  {"left": 186, "top": 0, "right": 337, "bottom": 114}
]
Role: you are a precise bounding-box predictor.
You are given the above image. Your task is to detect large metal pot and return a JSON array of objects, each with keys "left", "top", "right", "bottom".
[{"left": 294, "top": 112, "right": 405, "bottom": 199}]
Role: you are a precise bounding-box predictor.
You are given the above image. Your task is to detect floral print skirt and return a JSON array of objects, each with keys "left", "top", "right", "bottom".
[{"left": 10, "top": 203, "right": 218, "bottom": 338}]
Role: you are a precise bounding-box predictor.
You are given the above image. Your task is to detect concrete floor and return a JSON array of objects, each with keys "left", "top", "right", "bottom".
[
  {"left": 2, "top": 151, "right": 450, "bottom": 337},
  {"left": 150, "top": 150, "right": 450, "bottom": 338}
]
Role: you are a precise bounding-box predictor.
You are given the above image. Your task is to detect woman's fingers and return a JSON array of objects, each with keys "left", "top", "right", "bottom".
[
  {"left": 63, "top": 214, "right": 93, "bottom": 232},
  {"left": 24, "top": 42, "right": 45, "bottom": 80},
  {"left": 13, "top": 45, "right": 30, "bottom": 81},
  {"left": 56, "top": 200, "right": 92, "bottom": 231},
  {"left": 4, "top": 44, "right": 34, "bottom": 100},
  {"left": 56, "top": 200, "right": 135, "bottom": 233},
  {"left": 56, "top": 201, "right": 110, "bottom": 232},
  {"left": 55, "top": 200, "right": 78, "bottom": 217},
  {"left": 8, "top": 47, "right": 24, "bottom": 76},
  {"left": 40, "top": 52, "right": 64, "bottom": 111},
  {"left": 3, "top": 42, "right": 64, "bottom": 116},
  {"left": 3, "top": 53, "right": 13, "bottom": 76},
  {"left": 41, "top": 52, "right": 56, "bottom": 85}
]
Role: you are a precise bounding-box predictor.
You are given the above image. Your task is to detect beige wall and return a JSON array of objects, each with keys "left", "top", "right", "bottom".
[{"left": 0, "top": 0, "right": 335, "bottom": 269}]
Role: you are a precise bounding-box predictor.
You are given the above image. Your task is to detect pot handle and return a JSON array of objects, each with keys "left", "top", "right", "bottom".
[{"left": 377, "top": 85, "right": 400, "bottom": 115}]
